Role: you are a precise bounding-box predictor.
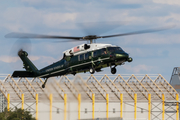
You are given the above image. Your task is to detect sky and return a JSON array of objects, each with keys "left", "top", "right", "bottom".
[{"left": 0, "top": 0, "right": 180, "bottom": 81}]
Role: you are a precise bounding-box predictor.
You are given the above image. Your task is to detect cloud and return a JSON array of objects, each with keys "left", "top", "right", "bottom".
[
  {"left": 115, "top": 31, "right": 180, "bottom": 47},
  {"left": 0, "top": 56, "right": 19, "bottom": 63},
  {"left": 21, "top": 0, "right": 43, "bottom": 4},
  {"left": 43, "top": 13, "right": 77, "bottom": 28},
  {"left": 0, "top": 6, "right": 79, "bottom": 32},
  {"left": 28, "top": 55, "right": 57, "bottom": 65},
  {"left": 28, "top": 55, "right": 57, "bottom": 69},
  {"left": 37, "top": 56, "right": 57, "bottom": 64},
  {"left": 158, "top": 13, "right": 180, "bottom": 26},
  {"left": 1, "top": 7, "right": 43, "bottom": 32},
  {"left": 28, "top": 56, "right": 40, "bottom": 61},
  {"left": 109, "top": 0, "right": 151, "bottom": 4},
  {"left": 153, "top": 0, "right": 180, "bottom": 6}
]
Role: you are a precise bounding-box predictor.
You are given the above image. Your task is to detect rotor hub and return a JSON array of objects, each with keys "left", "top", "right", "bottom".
[{"left": 83, "top": 35, "right": 97, "bottom": 40}]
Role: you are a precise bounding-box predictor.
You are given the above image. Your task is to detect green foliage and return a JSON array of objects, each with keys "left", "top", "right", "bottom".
[{"left": 0, "top": 107, "right": 36, "bottom": 120}]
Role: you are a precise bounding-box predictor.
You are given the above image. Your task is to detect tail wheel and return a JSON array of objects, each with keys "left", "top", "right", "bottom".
[
  {"left": 111, "top": 67, "right": 117, "bottom": 74},
  {"left": 89, "top": 67, "right": 95, "bottom": 74},
  {"left": 42, "top": 78, "right": 48, "bottom": 88},
  {"left": 42, "top": 84, "right": 45, "bottom": 88}
]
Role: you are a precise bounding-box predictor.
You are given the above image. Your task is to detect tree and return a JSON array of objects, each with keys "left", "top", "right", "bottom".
[{"left": 0, "top": 107, "right": 36, "bottom": 120}]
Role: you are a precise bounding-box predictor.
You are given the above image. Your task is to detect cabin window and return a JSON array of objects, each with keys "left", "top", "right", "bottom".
[
  {"left": 93, "top": 51, "right": 97, "bottom": 57},
  {"left": 79, "top": 54, "right": 84, "bottom": 61},
  {"left": 84, "top": 52, "right": 90, "bottom": 60}
]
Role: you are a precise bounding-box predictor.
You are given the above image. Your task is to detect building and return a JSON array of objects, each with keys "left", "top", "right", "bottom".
[{"left": 0, "top": 74, "right": 178, "bottom": 120}]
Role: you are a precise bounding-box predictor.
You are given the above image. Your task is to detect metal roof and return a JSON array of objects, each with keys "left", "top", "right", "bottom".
[{"left": 0, "top": 74, "right": 178, "bottom": 102}]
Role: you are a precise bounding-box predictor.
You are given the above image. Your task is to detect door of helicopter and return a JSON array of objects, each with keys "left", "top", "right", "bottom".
[{"left": 92, "top": 48, "right": 107, "bottom": 66}]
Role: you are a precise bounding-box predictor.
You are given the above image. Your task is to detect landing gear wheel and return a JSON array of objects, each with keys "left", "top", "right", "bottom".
[
  {"left": 89, "top": 67, "right": 95, "bottom": 74},
  {"left": 111, "top": 67, "right": 117, "bottom": 74},
  {"left": 42, "top": 84, "right": 45, "bottom": 88},
  {"left": 42, "top": 78, "right": 48, "bottom": 88}
]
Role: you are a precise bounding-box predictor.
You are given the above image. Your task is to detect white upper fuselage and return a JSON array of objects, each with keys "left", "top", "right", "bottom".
[{"left": 63, "top": 43, "right": 118, "bottom": 56}]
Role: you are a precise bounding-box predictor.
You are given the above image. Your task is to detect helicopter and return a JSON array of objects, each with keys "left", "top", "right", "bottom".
[{"left": 5, "top": 26, "right": 171, "bottom": 88}]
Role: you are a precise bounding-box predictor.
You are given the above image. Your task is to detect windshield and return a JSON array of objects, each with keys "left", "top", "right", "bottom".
[{"left": 107, "top": 47, "right": 123, "bottom": 52}]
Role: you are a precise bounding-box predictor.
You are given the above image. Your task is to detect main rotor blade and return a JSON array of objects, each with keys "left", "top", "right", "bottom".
[
  {"left": 52, "top": 39, "right": 88, "bottom": 43},
  {"left": 5, "top": 25, "right": 175, "bottom": 42},
  {"left": 5, "top": 32, "right": 83, "bottom": 40},
  {"left": 98, "top": 25, "right": 175, "bottom": 39}
]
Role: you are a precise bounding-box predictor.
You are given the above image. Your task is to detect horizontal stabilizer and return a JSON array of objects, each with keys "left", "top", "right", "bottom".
[{"left": 12, "top": 71, "right": 37, "bottom": 77}]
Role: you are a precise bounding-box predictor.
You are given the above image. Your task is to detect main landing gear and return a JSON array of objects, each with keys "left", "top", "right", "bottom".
[
  {"left": 42, "top": 78, "right": 48, "bottom": 88},
  {"left": 89, "top": 67, "right": 95, "bottom": 74},
  {"left": 111, "top": 66, "right": 117, "bottom": 74}
]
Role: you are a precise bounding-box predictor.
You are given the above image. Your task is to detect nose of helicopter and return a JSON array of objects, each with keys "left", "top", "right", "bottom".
[
  {"left": 115, "top": 52, "right": 133, "bottom": 62},
  {"left": 110, "top": 51, "right": 133, "bottom": 62},
  {"left": 115, "top": 52, "right": 129, "bottom": 58}
]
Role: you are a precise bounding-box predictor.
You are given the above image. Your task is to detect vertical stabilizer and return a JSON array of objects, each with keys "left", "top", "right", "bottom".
[{"left": 18, "top": 49, "right": 38, "bottom": 72}]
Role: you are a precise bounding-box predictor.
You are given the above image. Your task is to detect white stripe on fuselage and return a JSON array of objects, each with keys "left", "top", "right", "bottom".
[{"left": 38, "top": 57, "right": 110, "bottom": 78}]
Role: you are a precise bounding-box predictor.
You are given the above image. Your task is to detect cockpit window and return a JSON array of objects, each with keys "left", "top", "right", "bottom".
[
  {"left": 107, "top": 47, "right": 123, "bottom": 52},
  {"left": 101, "top": 48, "right": 107, "bottom": 55}
]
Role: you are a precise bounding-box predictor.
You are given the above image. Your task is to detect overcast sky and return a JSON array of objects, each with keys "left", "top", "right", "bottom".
[{"left": 1, "top": 0, "right": 180, "bottom": 81}]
